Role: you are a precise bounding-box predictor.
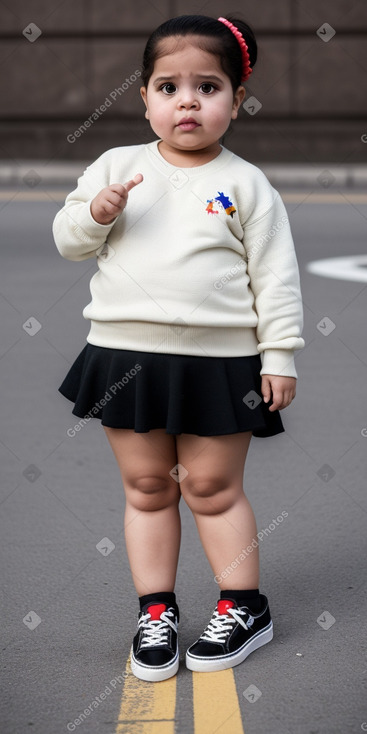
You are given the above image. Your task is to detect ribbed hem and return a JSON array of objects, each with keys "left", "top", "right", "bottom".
[
  {"left": 259, "top": 348, "right": 298, "bottom": 378},
  {"left": 85, "top": 320, "right": 261, "bottom": 358}
]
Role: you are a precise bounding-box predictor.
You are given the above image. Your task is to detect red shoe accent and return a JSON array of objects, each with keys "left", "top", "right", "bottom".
[
  {"left": 217, "top": 599, "right": 236, "bottom": 615},
  {"left": 147, "top": 603, "right": 167, "bottom": 620}
]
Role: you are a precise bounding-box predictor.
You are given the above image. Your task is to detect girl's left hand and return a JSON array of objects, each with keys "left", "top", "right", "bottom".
[{"left": 261, "top": 375, "right": 297, "bottom": 412}]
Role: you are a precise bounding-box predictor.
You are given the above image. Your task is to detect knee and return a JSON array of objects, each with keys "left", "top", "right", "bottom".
[
  {"left": 180, "top": 475, "right": 234, "bottom": 515},
  {"left": 127, "top": 475, "right": 180, "bottom": 512}
]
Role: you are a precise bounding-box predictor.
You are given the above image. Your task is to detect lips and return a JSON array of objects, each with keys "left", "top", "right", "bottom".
[{"left": 177, "top": 118, "right": 200, "bottom": 130}]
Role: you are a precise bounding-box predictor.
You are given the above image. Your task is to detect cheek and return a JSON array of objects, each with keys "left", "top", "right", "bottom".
[
  {"left": 149, "top": 100, "right": 171, "bottom": 122},
  {"left": 206, "top": 103, "right": 233, "bottom": 126},
  {"left": 206, "top": 94, "right": 234, "bottom": 117}
]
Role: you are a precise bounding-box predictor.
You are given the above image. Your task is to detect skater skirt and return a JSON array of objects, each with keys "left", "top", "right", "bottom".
[{"left": 58, "top": 343, "right": 285, "bottom": 438}]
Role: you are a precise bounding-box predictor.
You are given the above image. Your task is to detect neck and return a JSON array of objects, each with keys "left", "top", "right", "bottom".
[{"left": 157, "top": 141, "right": 222, "bottom": 167}]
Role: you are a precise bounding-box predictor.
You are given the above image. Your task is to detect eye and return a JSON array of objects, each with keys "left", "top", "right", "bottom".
[
  {"left": 160, "top": 83, "right": 177, "bottom": 95},
  {"left": 199, "top": 83, "right": 216, "bottom": 94}
]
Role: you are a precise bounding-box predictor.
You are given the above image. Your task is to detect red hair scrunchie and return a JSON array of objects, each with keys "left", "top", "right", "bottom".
[{"left": 218, "top": 17, "right": 253, "bottom": 83}]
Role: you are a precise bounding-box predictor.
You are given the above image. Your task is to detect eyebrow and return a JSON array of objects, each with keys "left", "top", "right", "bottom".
[{"left": 153, "top": 74, "right": 224, "bottom": 86}]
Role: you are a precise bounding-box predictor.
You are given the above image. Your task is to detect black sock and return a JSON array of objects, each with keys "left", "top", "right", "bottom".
[
  {"left": 220, "top": 588, "right": 263, "bottom": 613},
  {"left": 139, "top": 591, "right": 178, "bottom": 614}
]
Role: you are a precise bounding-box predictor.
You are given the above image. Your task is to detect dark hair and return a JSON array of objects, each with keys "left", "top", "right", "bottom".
[{"left": 141, "top": 14, "right": 257, "bottom": 93}]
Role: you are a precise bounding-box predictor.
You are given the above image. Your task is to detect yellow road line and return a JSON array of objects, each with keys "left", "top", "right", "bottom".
[
  {"left": 282, "top": 192, "right": 367, "bottom": 204},
  {"left": 116, "top": 655, "right": 246, "bottom": 734},
  {"left": 192, "top": 669, "right": 245, "bottom": 734},
  {"left": 0, "top": 190, "right": 70, "bottom": 201},
  {"left": 116, "top": 653, "right": 177, "bottom": 734}
]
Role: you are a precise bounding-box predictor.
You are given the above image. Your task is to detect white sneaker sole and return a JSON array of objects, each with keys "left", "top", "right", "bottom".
[
  {"left": 130, "top": 646, "right": 179, "bottom": 682},
  {"left": 185, "top": 621, "right": 273, "bottom": 672}
]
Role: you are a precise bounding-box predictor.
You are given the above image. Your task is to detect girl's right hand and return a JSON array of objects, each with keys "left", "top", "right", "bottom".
[{"left": 90, "top": 174, "right": 144, "bottom": 225}]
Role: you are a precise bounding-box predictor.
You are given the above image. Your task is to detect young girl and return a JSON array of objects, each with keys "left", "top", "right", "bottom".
[{"left": 53, "top": 14, "right": 305, "bottom": 683}]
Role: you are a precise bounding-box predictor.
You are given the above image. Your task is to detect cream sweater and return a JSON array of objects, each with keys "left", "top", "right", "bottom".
[{"left": 53, "top": 139, "right": 305, "bottom": 377}]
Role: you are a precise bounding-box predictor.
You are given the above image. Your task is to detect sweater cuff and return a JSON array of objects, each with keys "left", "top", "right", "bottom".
[
  {"left": 71, "top": 201, "right": 119, "bottom": 243},
  {"left": 85, "top": 201, "right": 119, "bottom": 233},
  {"left": 259, "top": 349, "right": 298, "bottom": 378}
]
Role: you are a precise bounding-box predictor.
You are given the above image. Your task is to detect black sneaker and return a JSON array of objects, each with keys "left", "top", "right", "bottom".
[
  {"left": 186, "top": 594, "right": 273, "bottom": 672},
  {"left": 130, "top": 601, "right": 179, "bottom": 682}
]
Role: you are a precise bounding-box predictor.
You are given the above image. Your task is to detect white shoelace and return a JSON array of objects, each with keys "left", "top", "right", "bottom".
[
  {"left": 200, "top": 608, "right": 254, "bottom": 644},
  {"left": 138, "top": 609, "right": 177, "bottom": 648}
]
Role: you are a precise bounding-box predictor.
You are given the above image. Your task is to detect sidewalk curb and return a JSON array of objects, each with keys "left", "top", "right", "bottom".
[{"left": 1, "top": 160, "right": 367, "bottom": 188}]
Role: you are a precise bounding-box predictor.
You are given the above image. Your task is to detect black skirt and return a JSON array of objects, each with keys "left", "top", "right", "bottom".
[{"left": 58, "top": 344, "right": 285, "bottom": 438}]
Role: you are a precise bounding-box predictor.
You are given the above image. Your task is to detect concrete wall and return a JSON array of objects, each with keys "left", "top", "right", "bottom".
[{"left": 1, "top": 0, "right": 366, "bottom": 163}]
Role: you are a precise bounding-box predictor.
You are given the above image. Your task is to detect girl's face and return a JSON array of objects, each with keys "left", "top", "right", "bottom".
[{"left": 140, "top": 37, "right": 246, "bottom": 164}]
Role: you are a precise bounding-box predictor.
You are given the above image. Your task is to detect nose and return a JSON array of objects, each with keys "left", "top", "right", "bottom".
[
  {"left": 177, "top": 86, "right": 199, "bottom": 109},
  {"left": 177, "top": 98, "right": 199, "bottom": 110}
]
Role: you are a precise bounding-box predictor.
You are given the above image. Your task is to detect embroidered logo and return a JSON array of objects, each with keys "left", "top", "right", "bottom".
[
  {"left": 206, "top": 191, "right": 236, "bottom": 218},
  {"left": 206, "top": 200, "right": 219, "bottom": 215}
]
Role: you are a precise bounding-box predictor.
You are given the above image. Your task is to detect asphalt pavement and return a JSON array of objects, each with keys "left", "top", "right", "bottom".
[{"left": 0, "top": 180, "right": 366, "bottom": 734}]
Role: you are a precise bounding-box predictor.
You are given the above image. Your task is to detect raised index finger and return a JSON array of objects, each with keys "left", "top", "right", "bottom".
[{"left": 122, "top": 173, "right": 144, "bottom": 193}]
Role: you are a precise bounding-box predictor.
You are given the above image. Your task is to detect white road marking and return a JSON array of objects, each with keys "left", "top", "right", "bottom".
[{"left": 306, "top": 255, "right": 367, "bottom": 282}]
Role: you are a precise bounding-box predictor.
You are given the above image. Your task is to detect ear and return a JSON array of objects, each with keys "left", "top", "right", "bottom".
[
  {"left": 140, "top": 87, "right": 149, "bottom": 119},
  {"left": 231, "top": 85, "right": 246, "bottom": 120}
]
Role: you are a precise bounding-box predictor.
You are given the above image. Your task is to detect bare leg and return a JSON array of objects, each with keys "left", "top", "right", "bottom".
[
  {"left": 103, "top": 427, "right": 181, "bottom": 596},
  {"left": 175, "top": 432, "right": 259, "bottom": 590}
]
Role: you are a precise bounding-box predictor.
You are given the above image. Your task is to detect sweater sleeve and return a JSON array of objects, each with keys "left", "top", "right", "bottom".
[
  {"left": 52, "top": 152, "right": 118, "bottom": 261},
  {"left": 242, "top": 192, "right": 305, "bottom": 378}
]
